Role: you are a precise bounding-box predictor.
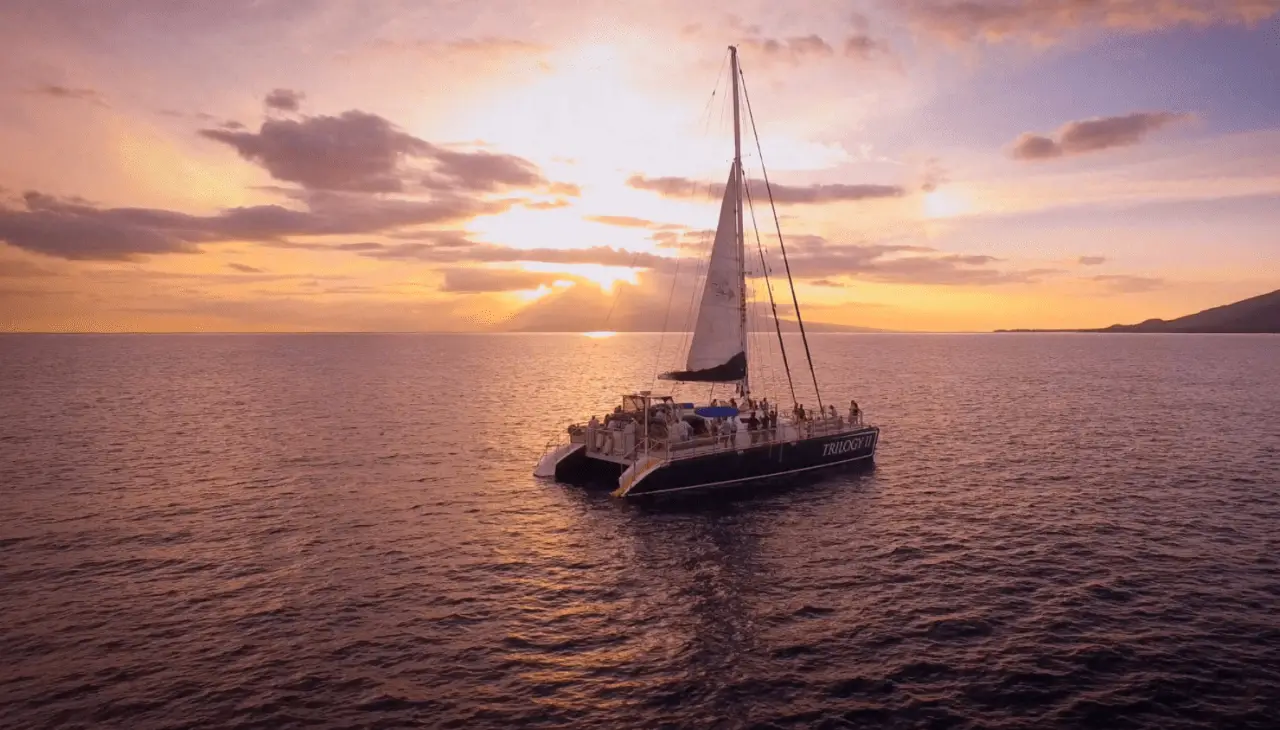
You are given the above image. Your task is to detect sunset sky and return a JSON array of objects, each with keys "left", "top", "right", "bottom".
[{"left": 1, "top": 0, "right": 1278, "bottom": 333}]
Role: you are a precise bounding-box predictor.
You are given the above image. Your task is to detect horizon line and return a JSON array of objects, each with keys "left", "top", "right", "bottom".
[{"left": 0, "top": 329, "right": 1153, "bottom": 336}]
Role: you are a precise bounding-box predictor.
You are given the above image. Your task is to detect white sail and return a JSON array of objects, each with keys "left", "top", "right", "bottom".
[{"left": 665, "top": 161, "right": 745, "bottom": 381}]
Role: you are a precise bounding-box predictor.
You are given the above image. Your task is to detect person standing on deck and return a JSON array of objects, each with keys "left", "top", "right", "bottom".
[
  {"left": 588, "top": 414, "right": 600, "bottom": 449},
  {"left": 622, "top": 417, "right": 637, "bottom": 456}
]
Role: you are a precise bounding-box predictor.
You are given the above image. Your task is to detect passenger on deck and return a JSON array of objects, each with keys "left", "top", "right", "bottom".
[
  {"left": 849, "top": 399, "right": 861, "bottom": 425},
  {"left": 605, "top": 416, "right": 623, "bottom": 453},
  {"left": 622, "top": 418, "right": 637, "bottom": 455},
  {"left": 588, "top": 415, "right": 601, "bottom": 449},
  {"left": 745, "top": 408, "right": 759, "bottom": 443},
  {"left": 718, "top": 418, "right": 733, "bottom": 447},
  {"left": 673, "top": 418, "right": 691, "bottom": 442},
  {"left": 649, "top": 418, "right": 667, "bottom": 441}
]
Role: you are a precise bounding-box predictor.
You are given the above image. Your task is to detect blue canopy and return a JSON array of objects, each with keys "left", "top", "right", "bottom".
[{"left": 694, "top": 406, "right": 738, "bottom": 418}]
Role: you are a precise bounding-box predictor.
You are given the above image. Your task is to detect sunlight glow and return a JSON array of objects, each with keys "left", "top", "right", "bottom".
[
  {"left": 446, "top": 41, "right": 849, "bottom": 187},
  {"left": 515, "top": 262, "right": 640, "bottom": 292},
  {"left": 922, "top": 189, "right": 972, "bottom": 219},
  {"left": 582, "top": 330, "right": 617, "bottom": 338},
  {"left": 511, "top": 285, "right": 556, "bottom": 303}
]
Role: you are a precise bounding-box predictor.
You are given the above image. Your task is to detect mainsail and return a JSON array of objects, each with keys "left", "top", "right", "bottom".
[{"left": 658, "top": 162, "right": 746, "bottom": 383}]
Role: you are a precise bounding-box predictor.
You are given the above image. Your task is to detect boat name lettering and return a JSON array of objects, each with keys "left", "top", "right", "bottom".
[{"left": 823, "top": 435, "right": 872, "bottom": 457}]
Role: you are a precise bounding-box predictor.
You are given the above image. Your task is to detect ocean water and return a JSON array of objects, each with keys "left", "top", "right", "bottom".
[{"left": 1, "top": 332, "right": 1278, "bottom": 729}]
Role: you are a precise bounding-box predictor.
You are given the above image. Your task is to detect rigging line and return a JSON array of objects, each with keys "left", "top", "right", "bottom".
[
  {"left": 740, "top": 163, "right": 774, "bottom": 401},
  {"left": 738, "top": 64, "right": 824, "bottom": 415},
  {"left": 675, "top": 223, "right": 709, "bottom": 368},
  {"left": 652, "top": 254, "right": 683, "bottom": 388},
  {"left": 743, "top": 171, "right": 798, "bottom": 407}
]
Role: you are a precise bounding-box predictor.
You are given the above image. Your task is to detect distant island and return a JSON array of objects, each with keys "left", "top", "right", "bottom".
[{"left": 997, "top": 288, "right": 1280, "bottom": 334}]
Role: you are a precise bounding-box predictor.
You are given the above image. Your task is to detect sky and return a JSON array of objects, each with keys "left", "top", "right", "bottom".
[{"left": 1, "top": 0, "right": 1278, "bottom": 333}]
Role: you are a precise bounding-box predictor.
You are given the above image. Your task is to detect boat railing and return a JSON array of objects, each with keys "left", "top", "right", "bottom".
[{"left": 581, "top": 414, "right": 869, "bottom": 462}]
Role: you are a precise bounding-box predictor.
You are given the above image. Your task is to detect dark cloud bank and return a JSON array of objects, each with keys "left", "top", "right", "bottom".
[{"left": 1, "top": 96, "right": 1059, "bottom": 305}]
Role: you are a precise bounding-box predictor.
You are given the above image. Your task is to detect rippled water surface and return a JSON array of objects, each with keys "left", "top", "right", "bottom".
[{"left": 2, "top": 333, "right": 1279, "bottom": 729}]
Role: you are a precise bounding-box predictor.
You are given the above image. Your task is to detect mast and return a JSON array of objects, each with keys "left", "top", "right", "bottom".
[{"left": 730, "top": 45, "right": 747, "bottom": 397}]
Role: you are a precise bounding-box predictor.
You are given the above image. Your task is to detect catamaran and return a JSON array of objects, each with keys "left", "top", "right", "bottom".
[{"left": 533, "top": 45, "right": 880, "bottom": 498}]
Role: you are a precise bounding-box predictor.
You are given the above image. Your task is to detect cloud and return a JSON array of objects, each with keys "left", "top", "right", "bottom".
[
  {"left": 199, "top": 110, "right": 431, "bottom": 193},
  {"left": 547, "top": 182, "right": 582, "bottom": 196},
  {"left": 353, "top": 241, "right": 671, "bottom": 269},
  {"left": 438, "top": 268, "right": 579, "bottom": 293},
  {"left": 200, "top": 109, "right": 577, "bottom": 196},
  {"left": 496, "top": 272, "right": 679, "bottom": 332},
  {"left": 628, "top": 175, "right": 905, "bottom": 204},
  {"left": 682, "top": 16, "right": 896, "bottom": 67},
  {"left": 902, "top": 0, "right": 1280, "bottom": 45},
  {"left": 759, "top": 236, "right": 1060, "bottom": 285},
  {"left": 652, "top": 230, "right": 1050, "bottom": 288},
  {"left": 227, "top": 262, "right": 265, "bottom": 273},
  {"left": 741, "top": 35, "right": 836, "bottom": 62},
  {"left": 423, "top": 148, "right": 545, "bottom": 192},
  {"left": 1091, "top": 274, "right": 1165, "bottom": 293},
  {"left": 920, "top": 158, "right": 950, "bottom": 192},
  {"left": 0, "top": 192, "right": 203, "bottom": 260},
  {"left": 809, "top": 279, "right": 847, "bottom": 287},
  {"left": 0, "top": 189, "right": 503, "bottom": 260},
  {"left": 843, "top": 34, "right": 895, "bottom": 62},
  {"left": 1011, "top": 111, "right": 1191, "bottom": 160},
  {"left": 650, "top": 229, "right": 717, "bottom": 250},
  {"left": 264, "top": 88, "right": 305, "bottom": 112},
  {"left": 26, "top": 84, "right": 108, "bottom": 107},
  {"left": 523, "top": 199, "right": 574, "bottom": 210},
  {"left": 1078, "top": 255, "right": 1107, "bottom": 265},
  {"left": 585, "top": 215, "right": 687, "bottom": 229}
]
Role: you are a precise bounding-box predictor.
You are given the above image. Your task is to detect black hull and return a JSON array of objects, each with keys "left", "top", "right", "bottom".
[
  {"left": 552, "top": 444, "right": 625, "bottom": 487},
  {"left": 624, "top": 426, "right": 879, "bottom": 498}
]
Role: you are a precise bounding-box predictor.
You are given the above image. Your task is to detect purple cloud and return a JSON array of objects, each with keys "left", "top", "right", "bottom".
[
  {"left": 628, "top": 175, "right": 904, "bottom": 204},
  {"left": 1012, "top": 111, "right": 1191, "bottom": 160},
  {"left": 264, "top": 88, "right": 305, "bottom": 111}
]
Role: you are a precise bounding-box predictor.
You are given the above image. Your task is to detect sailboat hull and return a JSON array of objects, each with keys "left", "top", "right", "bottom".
[{"left": 620, "top": 426, "right": 879, "bottom": 498}]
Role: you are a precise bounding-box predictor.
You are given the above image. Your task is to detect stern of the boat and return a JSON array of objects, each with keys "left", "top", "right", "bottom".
[{"left": 533, "top": 441, "right": 583, "bottom": 478}]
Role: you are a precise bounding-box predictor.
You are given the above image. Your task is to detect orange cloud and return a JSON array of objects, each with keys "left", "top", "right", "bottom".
[{"left": 437, "top": 268, "right": 578, "bottom": 293}]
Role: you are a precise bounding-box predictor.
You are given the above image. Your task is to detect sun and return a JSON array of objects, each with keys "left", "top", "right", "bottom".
[
  {"left": 582, "top": 330, "right": 617, "bottom": 338},
  {"left": 922, "top": 189, "right": 971, "bottom": 219}
]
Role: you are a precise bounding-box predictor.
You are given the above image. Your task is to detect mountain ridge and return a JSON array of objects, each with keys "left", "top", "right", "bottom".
[{"left": 996, "top": 288, "right": 1280, "bottom": 333}]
